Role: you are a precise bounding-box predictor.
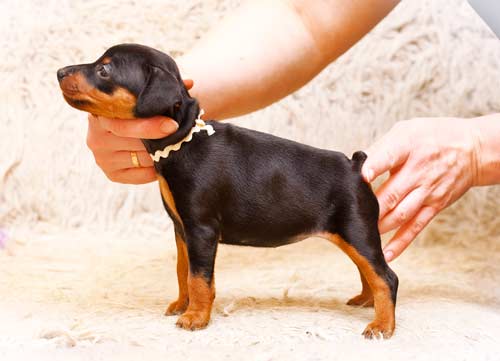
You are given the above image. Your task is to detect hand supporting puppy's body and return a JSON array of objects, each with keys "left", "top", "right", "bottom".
[
  {"left": 362, "top": 115, "right": 500, "bottom": 261},
  {"left": 58, "top": 44, "right": 399, "bottom": 339}
]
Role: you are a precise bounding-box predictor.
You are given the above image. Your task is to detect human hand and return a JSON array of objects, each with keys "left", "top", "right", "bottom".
[
  {"left": 86, "top": 79, "right": 193, "bottom": 184},
  {"left": 362, "top": 118, "right": 480, "bottom": 262}
]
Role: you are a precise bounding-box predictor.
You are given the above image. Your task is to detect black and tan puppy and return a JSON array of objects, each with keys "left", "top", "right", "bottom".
[{"left": 57, "top": 44, "right": 398, "bottom": 339}]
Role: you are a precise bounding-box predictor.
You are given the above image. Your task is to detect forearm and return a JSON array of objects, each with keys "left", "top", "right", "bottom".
[
  {"left": 178, "top": 0, "right": 400, "bottom": 119},
  {"left": 474, "top": 113, "right": 500, "bottom": 186}
]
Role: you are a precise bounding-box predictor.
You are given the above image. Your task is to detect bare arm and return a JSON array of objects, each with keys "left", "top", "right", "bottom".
[
  {"left": 180, "top": 0, "right": 400, "bottom": 119},
  {"left": 475, "top": 113, "right": 500, "bottom": 186}
]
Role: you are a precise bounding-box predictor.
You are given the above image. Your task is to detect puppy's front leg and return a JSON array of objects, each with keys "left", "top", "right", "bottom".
[
  {"left": 165, "top": 232, "right": 189, "bottom": 315},
  {"left": 176, "top": 226, "right": 218, "bottom": 331}
]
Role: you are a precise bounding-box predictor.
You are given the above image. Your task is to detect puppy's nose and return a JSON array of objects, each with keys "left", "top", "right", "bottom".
[{"left": 57, "top": 67, "right": 72, "bottom": 82}]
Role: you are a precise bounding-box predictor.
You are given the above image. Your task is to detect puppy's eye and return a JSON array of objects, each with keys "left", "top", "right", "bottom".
[{"left": 96, "top": 63, "right": 111, "bottom": 79}]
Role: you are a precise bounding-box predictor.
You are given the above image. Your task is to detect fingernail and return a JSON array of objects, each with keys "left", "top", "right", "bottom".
[
  {"left": 160, "top": 120, "right": 178, "bottom": 134},
  {"left": 384, "top": 250, "right": 394, "bottom": 262}
]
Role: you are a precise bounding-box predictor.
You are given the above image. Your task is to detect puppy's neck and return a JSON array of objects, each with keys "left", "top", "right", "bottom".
[{"left": 141, "top": 97, "right": 200, "bottom": 156}]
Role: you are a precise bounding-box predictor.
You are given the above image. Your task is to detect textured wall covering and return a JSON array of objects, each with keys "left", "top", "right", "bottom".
[
  {"left": 1, "top": 0, "right": 499, "bottom": 245},
  {"left": 0, "top": 1, "right": 499, "bottom": 359}
]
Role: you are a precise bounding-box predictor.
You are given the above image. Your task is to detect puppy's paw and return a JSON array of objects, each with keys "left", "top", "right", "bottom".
[
  {"left": 347, "top": 293, "right": 374, "bottom": 307},
  {"left": 165, "top": 299, "right": 189, "bottom": 316},
  {"left": 176, "top": 311, "right": 210, "bottom": 331},
  {"left": 362, "top": 321, "right": 394, "bottom": 339}
]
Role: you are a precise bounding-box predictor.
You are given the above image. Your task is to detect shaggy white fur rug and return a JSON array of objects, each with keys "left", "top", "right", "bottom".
[{"left": 1, "top": 0, "right": 499, "bottom": 360}]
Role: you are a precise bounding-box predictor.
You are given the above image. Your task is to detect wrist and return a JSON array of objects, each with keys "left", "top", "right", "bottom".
[{"left": 471, "top": 113, "right": 500, "bottom": 187}]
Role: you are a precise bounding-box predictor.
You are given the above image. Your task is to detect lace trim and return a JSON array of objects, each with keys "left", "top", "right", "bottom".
[{"left": 149, "top": 109, "right": 215, "bottom": 162}]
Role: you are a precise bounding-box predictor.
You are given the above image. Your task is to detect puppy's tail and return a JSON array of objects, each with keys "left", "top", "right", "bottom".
[{"left": 351, "top": 151, "right": 368, "bottom": 173}]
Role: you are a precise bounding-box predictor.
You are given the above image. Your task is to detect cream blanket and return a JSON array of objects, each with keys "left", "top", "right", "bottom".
[{"left": 0, "top": 0, "right": 499, "bottom": 360}]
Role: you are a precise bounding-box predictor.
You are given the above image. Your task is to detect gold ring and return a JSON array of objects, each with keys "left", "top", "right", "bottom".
[{"left": 130, "top": 151, "right": 140, "bottom": 168}]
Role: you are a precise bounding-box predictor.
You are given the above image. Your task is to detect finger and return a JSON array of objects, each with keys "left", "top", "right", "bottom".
[
  {"left": 98, "top": 116, "right": 179, "bottom": 139},
  {"left": 362, "top": 129, "right": 411, "bottom": 183},
  {"left": 107, "top": 167, "right": 157, "bottom": 184},
  {"left": 87, "top": 127, "right": 147, "bottom": 152},
  {"left": 378, "top": 187, "right": 427, "bottom": 234},
  {"left": 94, "top": 150, "right": 153, "bottom": 172},
  {"left": 88, "top": 113, "right": 107, "bottom": 135},
  {"left": 382, "top": 206, "right": 438, "bottom": 262},
  {"left": 375, "top": 166, "right": 419, "bottom": 219}
]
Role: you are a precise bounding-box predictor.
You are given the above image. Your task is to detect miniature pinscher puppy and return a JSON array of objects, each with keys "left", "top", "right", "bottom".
[{"left": 57, "top": 44, "right": 399, "bottom": 339}]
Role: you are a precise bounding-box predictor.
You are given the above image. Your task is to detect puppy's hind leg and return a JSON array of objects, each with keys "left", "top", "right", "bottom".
[
  {"left": 347, "top": 266, "right": 374, "bottom": 307},
  {"left": 321, "top": 225, "right": 398, "bottom": 339}
]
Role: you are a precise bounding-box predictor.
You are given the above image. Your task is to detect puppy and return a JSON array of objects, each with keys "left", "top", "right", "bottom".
[{"left": 57, "top": 44, "right": 398, "bottom": 339}]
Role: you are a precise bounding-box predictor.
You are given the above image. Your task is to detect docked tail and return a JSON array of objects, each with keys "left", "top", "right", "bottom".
[{"left": 351, "top": 151, "right": 368, "bottom": 172}]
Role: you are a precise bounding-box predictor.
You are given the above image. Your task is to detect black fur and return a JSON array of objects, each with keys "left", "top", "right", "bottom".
[{"left": 57, "top": 43, "right": 399, "bottom": 328}]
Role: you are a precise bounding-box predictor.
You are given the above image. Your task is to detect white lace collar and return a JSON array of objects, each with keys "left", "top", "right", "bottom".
[{"left": 149, "top": 109, "right": 215, "bottom": 162}]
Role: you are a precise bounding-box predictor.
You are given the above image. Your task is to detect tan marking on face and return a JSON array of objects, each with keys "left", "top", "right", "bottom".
[
  {"left": 318, "top": 232, "right": 395, "bottom": 338},
  {"left": 59, "top": 71, "right": 136, "bottom": 119},
  {"left": 101, "top": 57, "right": 112, "bottom": 64}
]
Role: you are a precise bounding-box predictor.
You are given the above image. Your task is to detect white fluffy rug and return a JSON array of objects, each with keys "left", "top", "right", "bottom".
[{"left": 1, "top": 0, "right": 500, "bottom": 360}]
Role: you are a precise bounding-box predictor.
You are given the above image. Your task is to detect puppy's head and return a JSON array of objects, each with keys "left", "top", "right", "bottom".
[{"left": 57, "top": 44, "right": 188, "bottom": 120}]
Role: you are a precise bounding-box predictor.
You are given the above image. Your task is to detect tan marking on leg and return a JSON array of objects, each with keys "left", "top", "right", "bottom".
[
  {"left": 347, "top": 266, "right": 374, "bottom": 307},
  {"left": 176, "top": 274, "right": 215, "bottom": 331},
  {"left": 157, "top": 175, "right": 182, "bottom": 227},
  {"left": 165, "top": 233, "right": 189, "bottom": 316},
  {"left": 156, "top": 176, "right": 189, "bottom": 316},
  {"left": 319, "top": 233, "right": 395, "bottom": 339}
]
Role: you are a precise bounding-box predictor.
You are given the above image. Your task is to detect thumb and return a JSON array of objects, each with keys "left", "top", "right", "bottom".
[
  {"left": 362, "top": 129, "right": 410, "bottom": 183},
  {"left": 98, "top": 115, "right": 179, "bottom": 139}
]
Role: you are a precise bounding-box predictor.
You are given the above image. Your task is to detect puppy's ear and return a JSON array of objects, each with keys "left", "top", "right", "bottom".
[{"left": 135, "top": 65, "right": 182, "bottom": 118}]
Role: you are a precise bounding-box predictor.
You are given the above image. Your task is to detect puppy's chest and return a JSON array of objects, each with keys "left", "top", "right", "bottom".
[{"left": 157, "top": 174, "right": 184, "bottom": 230}]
